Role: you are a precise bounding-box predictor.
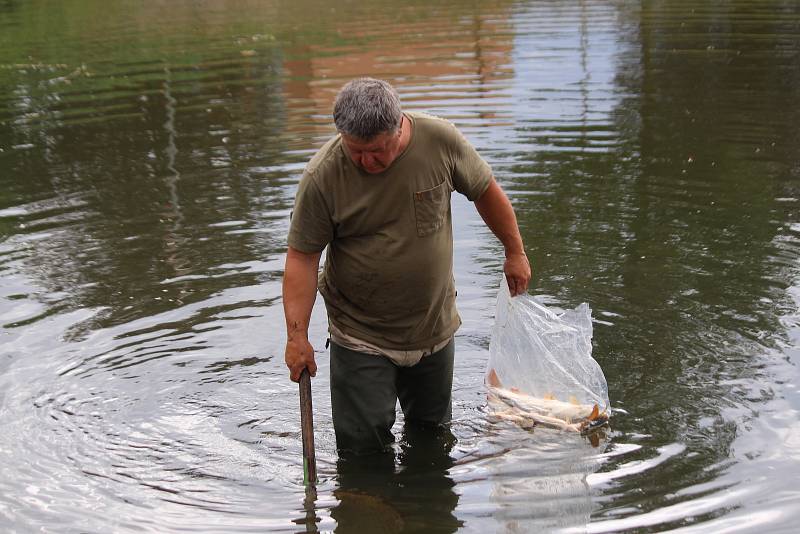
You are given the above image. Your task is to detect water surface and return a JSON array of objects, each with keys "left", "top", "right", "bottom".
[{"left": 1, "top": 0, "right": 799, "bottom": 532}]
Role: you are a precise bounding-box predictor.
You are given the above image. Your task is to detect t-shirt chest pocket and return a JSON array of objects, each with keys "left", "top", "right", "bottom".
[{"left": 413, "top": 181, "right": 450, "bottom": 237}]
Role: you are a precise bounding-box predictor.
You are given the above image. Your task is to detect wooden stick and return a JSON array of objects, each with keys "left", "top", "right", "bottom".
[{"left": 299, "top": 368, "right": 317, "bottom": 486}]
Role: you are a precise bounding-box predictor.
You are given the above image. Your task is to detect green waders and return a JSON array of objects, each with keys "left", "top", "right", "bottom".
[{"left": 329, "top": 338, "right": 455, "bottom": 455}]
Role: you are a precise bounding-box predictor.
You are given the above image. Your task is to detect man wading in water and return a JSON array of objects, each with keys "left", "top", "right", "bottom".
[{"left": 283, "top": 77, "right": 531, "bottom": 455}]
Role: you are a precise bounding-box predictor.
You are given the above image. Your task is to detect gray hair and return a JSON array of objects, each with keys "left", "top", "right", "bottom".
[{"left": 333, "top": 78, "right": 402, "bottom": 140}]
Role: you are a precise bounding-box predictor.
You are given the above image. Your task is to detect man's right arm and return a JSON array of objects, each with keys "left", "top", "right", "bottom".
[{"left": 283, "top": 246, "right": 322, "bottom": 382}]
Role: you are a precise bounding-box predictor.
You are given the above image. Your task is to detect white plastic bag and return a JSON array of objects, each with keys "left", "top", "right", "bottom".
[{"left": 487, "top": 278, "right": 610, "bottom": 418}]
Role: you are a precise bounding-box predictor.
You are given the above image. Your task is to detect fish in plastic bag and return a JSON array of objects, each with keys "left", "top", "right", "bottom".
[{"left": 486, "top": 278, "right": 610, "bottom": 435}]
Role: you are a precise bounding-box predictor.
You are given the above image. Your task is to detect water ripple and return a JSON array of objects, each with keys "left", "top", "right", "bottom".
[{"left": 2, "top": 0, "right": 800, "bottom": 531}]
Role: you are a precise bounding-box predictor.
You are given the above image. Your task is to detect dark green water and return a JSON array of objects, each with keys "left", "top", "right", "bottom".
[{"left": 1, "top": 0, "right": 799, "bottom": 532}]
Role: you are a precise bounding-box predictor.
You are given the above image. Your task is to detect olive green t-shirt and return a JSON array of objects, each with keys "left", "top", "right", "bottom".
[{"left": 288, "top": 112, "right": 493, "bottom": 350}]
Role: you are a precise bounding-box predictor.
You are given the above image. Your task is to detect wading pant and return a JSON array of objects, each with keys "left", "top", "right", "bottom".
[{"left": 330, "top": 338, "right": 455, "bottom": 455}]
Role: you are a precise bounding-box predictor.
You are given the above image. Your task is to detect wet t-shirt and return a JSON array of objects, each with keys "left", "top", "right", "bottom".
[{"left": 288, "top": 112, "right": 493, "bottom": 350}]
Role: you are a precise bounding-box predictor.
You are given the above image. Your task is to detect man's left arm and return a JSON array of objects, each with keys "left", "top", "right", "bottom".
[{"left": 474, "top": 179, "right": 532, "bottom": 296}]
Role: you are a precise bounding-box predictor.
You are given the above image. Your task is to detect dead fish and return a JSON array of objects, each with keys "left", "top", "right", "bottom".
[{"left": 486, "top": 368, "right": 609, "bottom": 434}]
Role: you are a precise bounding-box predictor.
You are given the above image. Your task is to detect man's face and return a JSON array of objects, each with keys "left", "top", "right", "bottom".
[{"left": 341, "top": 128, "right": 403, "bottom": 174}]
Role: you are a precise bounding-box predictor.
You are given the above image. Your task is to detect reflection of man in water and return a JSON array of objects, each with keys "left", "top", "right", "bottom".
[
  {"left": 283, "top": 77, "right": 530, "bottom": 454},
  {"left": 332, "top": 425, "right": 460, "bottom": 532}
]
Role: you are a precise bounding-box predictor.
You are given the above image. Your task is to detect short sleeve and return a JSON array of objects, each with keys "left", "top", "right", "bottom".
[
  {"left": 450, "top": 124, "right": 494, "bottom": 201},
  {"left": 287, "top": 171, "right": 334, "bottom": 253}
]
